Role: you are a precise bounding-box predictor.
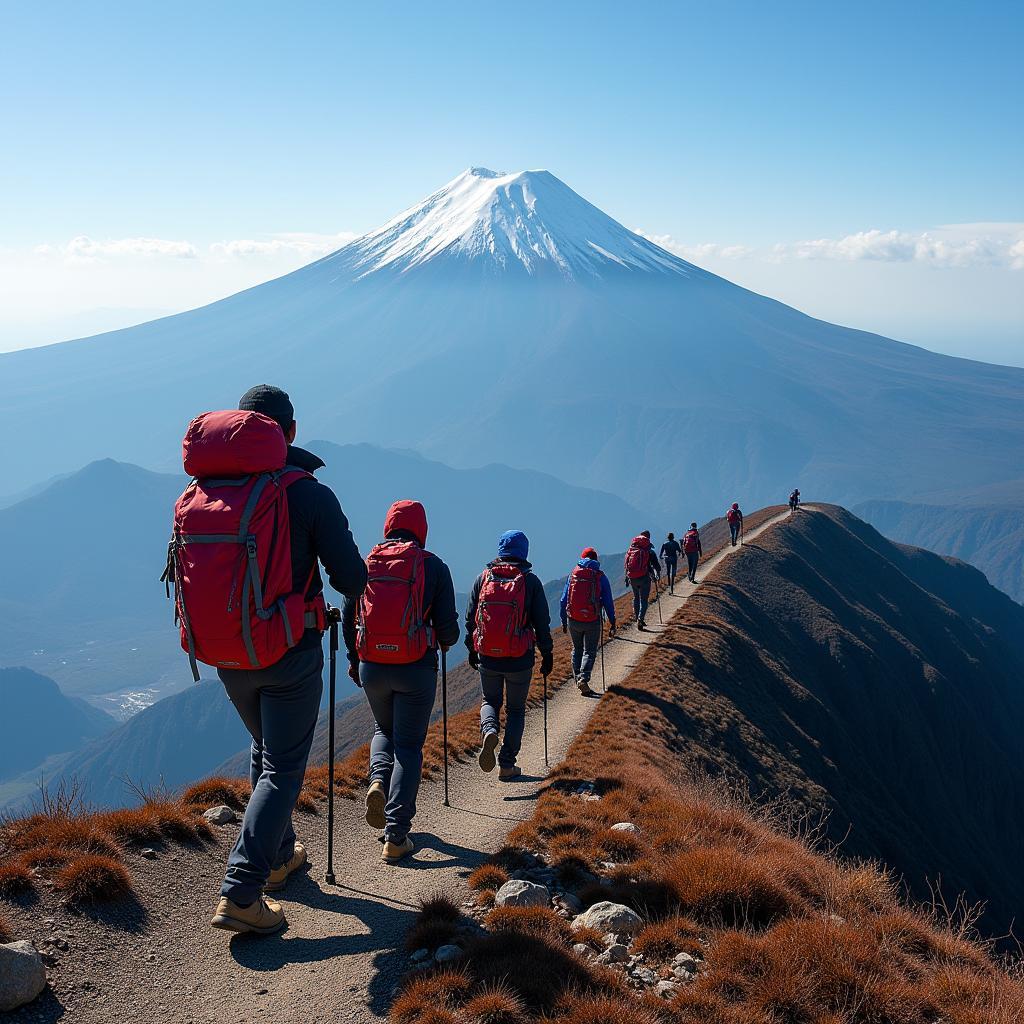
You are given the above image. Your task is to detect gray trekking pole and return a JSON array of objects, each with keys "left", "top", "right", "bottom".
[
  {"left": 325, "top": 607, "right": 339, "bottom": 886},
  {"left": 654, "top": 573, "right": 663, "bottom": 625},
  {"left": 441, "top": 648, "right": 450, "bottom": 807},
  {"left": 543, "top": 673, "right": 549, "bottom": 766},
  {"left": 599, "top": 612, "right": 607, "bottom": 693}
]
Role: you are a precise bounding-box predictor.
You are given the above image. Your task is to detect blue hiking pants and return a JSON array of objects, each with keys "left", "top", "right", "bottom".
[
  {"left": 360, "top": 661, "right": 437, "bottom": 843},
  {"left": 479, "top": 667, "right": 532, "bottom": 769},
  {"left": 664, "top": 558, "right": 677, "bottom": 588},
  {"left": 630, "top": 577, "right": 652, "bottom": 622},
  {"left": 568, "top": 619, "right": 601, "bottom": 683},
  {"left": 219, "top": 644, "right": 323, "bottom": 905}
]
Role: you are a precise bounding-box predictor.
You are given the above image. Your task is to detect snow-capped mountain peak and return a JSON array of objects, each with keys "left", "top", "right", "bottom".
[{"left": 335, "top": 166, "right": 692, "bottom": 280}]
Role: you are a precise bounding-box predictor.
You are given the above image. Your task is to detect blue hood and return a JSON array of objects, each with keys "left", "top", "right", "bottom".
[
  {"left": 577, "top": 557, "right": 601, "bottom": 570},
  {"left": 497, "top": 530, "right": 529, "bottom": 561}
]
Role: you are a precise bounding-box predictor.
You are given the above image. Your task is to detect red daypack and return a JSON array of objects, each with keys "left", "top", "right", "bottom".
[
  {"left": 683, "top": 530, "right": 700, "bottom": 554},
  {"left": 162, "top": 410, "right": 325, "bottom": 680},
  {"left": 356, "top": 541, "right": 433, "bottom": 664},
  {"left": 567, "top": 564, "right": 602, "bottom": 623},
  {"left": 624, "top": 536, "right": 651, "bottom": 580},
  {"left": 727, "top": 507, "right": 741, "bottom": 525},
  {"left": 473, "top": 563, "right": 535, "bottom": 658}
]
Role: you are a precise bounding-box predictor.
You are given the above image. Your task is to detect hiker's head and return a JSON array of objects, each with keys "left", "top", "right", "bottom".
[
  {"left": 384, "top": 499, "right": 427, "bottom": 546},
  {"left": 498, "top": 530, "right": 529, "bottom": 561},
  {"left": 731, "top": 502, "right": 739, "bottom": 511},
  {"left": 641, "top": 530, "right": 650, "bottom": 539},
  {"left": 581, "top": 546, "right": 598, "bottom": 560},
  {"left": 667, "top": 532, "right": 674, "bottom": 541},
  {"left": 690, "top": 522, "right": 698, "bottom": 530},
  {"left": 239, "top": 385, "right": 296, "bottom": 443}
]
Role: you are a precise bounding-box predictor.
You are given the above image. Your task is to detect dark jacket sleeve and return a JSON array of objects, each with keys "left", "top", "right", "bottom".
[
  {"left": 559, "top": 578, "right": 570, "bottom": 627},
  {"left": 464, "top": 574, "right": 482, "bottom": 653},
  {"left": 341, "top": 595, "right": 358, "bottom": 665},
  {"left": 528, "top": 573, "right": 553, "bottom": 655},
  {"left": 600, "top": 573, "right": 616, "bottom": 625},
  {"left": 649, "top": 549, "right": 661, "bottom": 576},
  {"left": 310, "top": 483, "right": 367, "bottom": 599},
  {"left": 427, "top": 556, "right": 459, "bottom": 650}
]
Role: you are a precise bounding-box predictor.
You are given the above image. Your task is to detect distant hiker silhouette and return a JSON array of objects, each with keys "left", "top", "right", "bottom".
[
  {"left": 165, "top": 385, "right": 367, "bottom": 936},
  {"left": 624, "top": 530, "right": 661, "bottom": 630},
  {"left": 683, "top": 522, "right": 702, "bottom": 583},
  {"left": 343, "top": 499, "right": 459, "bottom": 863},
  {"left": 466, "top": 531, "right": 553, "bottom": 781},
  {"left": 790, "top": 489, "right": 801, "bottom": 511},
  {"left": 660, "top": 533, "right": 681, "bottom": 593},
  {"left": 727, "top": 503, "right": 744, "bottom": 546},
  {"left": 560, "top": 547, "right": 616, "bottom": 697}
]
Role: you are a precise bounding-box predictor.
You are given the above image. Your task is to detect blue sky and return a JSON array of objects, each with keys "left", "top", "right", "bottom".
[{"left": 1, "top": 1, "right": 1021, "bottom": 361}]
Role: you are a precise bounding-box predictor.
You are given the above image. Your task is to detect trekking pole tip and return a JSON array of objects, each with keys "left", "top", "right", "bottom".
[{"left": 325, "top": 870, "right": 336, "bottom": 885}]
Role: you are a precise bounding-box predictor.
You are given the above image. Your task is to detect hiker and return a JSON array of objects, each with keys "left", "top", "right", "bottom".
[
  {"left": 559, "top": 547, "right": 616, "bottom": 697},
  {"left": 466, "top": 531, "right": 553, "bottom": 781},
  {"left": 727, "top": 502, "right": 744, "bottom": 546},
  {"left": 660, "top": 532, "right": 681, "bottom": 593},
  {"left": 166, "top": 385, "right": 367, "bottom": 936},
  {"left": 683, "top": 522, "right": 702, "bottom": 583},
  {"left": 342, "top": 500, "right": 458, "bottom": 864},
  {"left": 790, "top": 488, "right": 801, "bottom": 511},
  {"left": 624, "top": 530, "right": 661, "bottom": 630}
]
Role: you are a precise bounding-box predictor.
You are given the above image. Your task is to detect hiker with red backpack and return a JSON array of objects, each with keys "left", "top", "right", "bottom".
[
  {"left": 727, "top": 503, "right": 744, "bottom": 546},
  {"left": 683, "top": 522, "right": 702, "bottom": 582},
  {"left": 559, "top": 547, "right": 616, "bottom": 697},
  {"left": 624, "top": 530, "right": 661, "bottom": 630},
  {"left": 465, "top": 531, "right": 553, "bottom": 781},
  {"left": 342, "top": 499, "right": 458, "bottom": 863},
  {"left": 164, "top": 385, "right": 366, "bottom": 937}
]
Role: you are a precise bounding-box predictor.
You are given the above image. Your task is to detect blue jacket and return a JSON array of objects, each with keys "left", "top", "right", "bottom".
[{"left": 560, "top": 558, "right": 616, "bottom": 627}]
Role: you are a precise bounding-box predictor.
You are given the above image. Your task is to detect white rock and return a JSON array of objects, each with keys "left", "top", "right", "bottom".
[
  {"left": 632, "top": 966, "right": 658, "bottom": 985},
  {"left": 141, "top": 848, "right": 157, "bottom": 859},
  {"left": 610, "top": 822, "right": 641, "bottom": 834},
  {"left": 434, "top": 944, "right": 462, "bottom": 963},
  {"left": 672, "top": 951, "right": 698, "bottom": 967},
  {"left": 597, "top": 943, "right": 629, "bottom": 965},
  {"left": 571, "top": 901, "right": 643, "bottom": 936},
  {"left": 672, "top": 964, "right": 696, "bottom": 982},
  {"left": 656, "top": 980, "right": 678, "bottom": 998},
  {"left": 0, "top": 941, "right": 47, "bottom": 1012},
  {"left": 203, "top": 805, "right": 236, "bottom": 825},
  {"left": 572, "top": 943, "right": 591, "bottom": 956},
  {"left": 493, "top": 879, "right": 550, "bottom": 908}
]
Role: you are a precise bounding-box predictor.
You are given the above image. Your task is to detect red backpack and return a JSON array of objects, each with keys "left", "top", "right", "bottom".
[
  {"left": 727, "top": 507, "right": 741, "bottom": 525},
  {"left": 683, "top": 530, "right": 700, "bottom": 554},
  {"left": 473, "top": 563, "right": 535, "bottom": 658},
  {"left": 162, "top": 410, "right": 325, "bottom": 680},
  {"left": 356, "top": 541, "right": 433, "bottom": 664},
  {"left": 567, "top": 564, "right": 602, "bottom": 623},
  {"left": 624, "top": 536, "right": 651, "bottom": 580}
]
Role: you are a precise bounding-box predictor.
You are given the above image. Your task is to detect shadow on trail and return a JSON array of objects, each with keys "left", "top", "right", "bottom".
[{"left": 403, "top": 830, "right": 485, "bottom": 872}]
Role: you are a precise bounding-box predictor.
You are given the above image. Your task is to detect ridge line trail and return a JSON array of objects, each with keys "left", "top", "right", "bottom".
[{"left": 48, "top": 511, "right": 792, "bottom": 1024}]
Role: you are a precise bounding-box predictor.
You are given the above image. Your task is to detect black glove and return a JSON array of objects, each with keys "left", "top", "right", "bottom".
[
  {"left": 468, "top": 649, "right": 480, "bottom": 671},
  {"left": 561, "top": 624, "right": 568, "bottom": 634},
  {"left": 608, "top": 623, "right": 616, "bottom": 636},
  {"left": 348, "top": 661, "right": 361, "bottom": 687},
  {"left": 540, "top": 651, "right": 554, "bottom": 677}
]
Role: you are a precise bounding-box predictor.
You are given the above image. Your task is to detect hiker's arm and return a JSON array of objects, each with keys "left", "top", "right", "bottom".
[
  {"left": 650, "top": 550, "right": 661, "bottom": 576},
  {"left": 559, "top": 578, "right": 569, "bottom": 627},
  {"left": 600, "top": 573, "right": 616, "bottom": 626},
  {"left": 430, "top": 559, "right": 460, "bottom": 651},
  {"left": 530, "top": 575, "right": 553, "bottom": 655},
  {"left": 464, "top": 577, "right": 481, "bottom": 652},
  {"left": 311, "top": 485, "right": 367, "bottom": 599},
  {"left": 341, "top": 595, "right": 358, "bottom": 664}
]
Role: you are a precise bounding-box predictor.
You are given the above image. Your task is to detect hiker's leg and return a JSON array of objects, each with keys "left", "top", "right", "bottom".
[
  {"left": 578, "top": 622, "right": 600, "bottom": 683},
  {"left": 378, "top": 664, "right": 436, "bottom": 842},
  {"left": 638, "top": 577, "right": 651, "bottom": 621},
  {"left": 220, "top": 646, "right": 323, "bottom": 905},
  {"left": 479, "top": 667, "right": 504, "bottom": 739},
  {"left": 631, "top": 581, "right": 642, "bottom": 619},
  {"left": 361, "top": 663, "right": 397, "bottom": 793},
  {"left": 568, "top": 621, "right": 585, "bottom": 678},
  {"left": 498, "top": 669, "right": 533, "bottom": 768}
]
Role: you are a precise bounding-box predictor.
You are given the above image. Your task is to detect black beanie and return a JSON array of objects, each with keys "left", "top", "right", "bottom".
[{"left": 238, "top": 385, "right": 294, "bottom": 432}]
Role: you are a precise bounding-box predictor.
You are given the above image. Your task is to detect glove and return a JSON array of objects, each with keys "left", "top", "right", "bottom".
[
  {"left": 348, "top": 662, "right": 361, "bottom": 687},
  {"left": 540, "top": 651, "right": 554, "bottom": 677},
  {"left": 562, "top": 624, "right": 568, "bottom": 634},
  {"left": 608, "top": 623, "right": 616, "bottom": 636},
  {"left": 468, "top": 649, "right": 480, "bottom": 671}
]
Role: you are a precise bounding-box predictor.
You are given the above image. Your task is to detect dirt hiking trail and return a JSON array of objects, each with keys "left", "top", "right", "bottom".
[{"left": 7, "top": 511, "right": 791, "bottom": 1024}]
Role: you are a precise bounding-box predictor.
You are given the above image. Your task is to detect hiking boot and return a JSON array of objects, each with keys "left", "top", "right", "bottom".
[
  {"left": 381, "top": 835, "right": 415, "bottom": 863},
  {"left": 638, "top": 619, "right": 646, "bottom": 631},
  {"left": 479, "top": 731, "right": 499, "bottom": 773},
  {"left": 211, "top": 895, "right": 286, "bottom": 935},
  {"left": 365, "top": 779, "right": 386, "bottom": 830},
  {"left": 265, "top": 842, "right": 307, "bottom": 893},
  {"left": 498, "top": 765, "right": 522, "bottom": 781},
  {"left": 576, "top": 677, "right": 596, "bottom": 697}
]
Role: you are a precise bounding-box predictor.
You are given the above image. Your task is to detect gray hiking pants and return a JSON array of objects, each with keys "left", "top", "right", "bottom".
[
  {"left": 686, "top": 551, "right": 700, "bottom": 581},
  {"left": 219, "top": 644, "right": 323, "bottom": 905},
  {"left": 568, "top": 619, "right": 601, "bottom": 683},
  {"left": 360, "top": 661, "right": 437, "bottom": 843},
  {"left": 479, "top": 667, "right": 532, "bottom": 769},
  {"left": 630, "top": 577, "right": 652, "bottom": 622}
]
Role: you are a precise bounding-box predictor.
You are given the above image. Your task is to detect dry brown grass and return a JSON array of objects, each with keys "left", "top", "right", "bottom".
[
  {"left": 631, "top": 914, "right": 703, "bottom": 960},
  {"left": 54, "top": 854, "right": 132, "bottom": 903},
  {"left": 484, "top": 905, "right": 571, "bottom": 944},
  {"left": 0, "top": 860, "right": 34, "bottom": 898},
  {"left": 180, "top": 775, "right": 251, "bottom": 810},
  {"left": 467, "top": 864, "right": 508, "bottom": 892}
]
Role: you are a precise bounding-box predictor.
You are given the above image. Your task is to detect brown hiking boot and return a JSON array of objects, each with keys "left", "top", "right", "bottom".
[
  {"left": 264, "top": 842, "right": 307, "bottom": 893},
  {"left": 211, "top": 895, "right": 286, "bottom": 935},
  {"left": 498, "top": 765, "right": 522, "bottom": 781},
  {"left": 576, "top": 676, "right": 596, "bottom": 697},
  {"left": 365, "top": 779, "right": 386, "bottom": 830},
  {"left": 381, "top": 835, "right": 415, "bottom": 863},
  {"left": 478, "top": 731, "right": 499, "bottom": 773}
]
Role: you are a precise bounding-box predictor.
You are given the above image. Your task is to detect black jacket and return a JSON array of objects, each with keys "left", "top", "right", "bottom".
[
  {"left": 284, "top": 445, "right": 367, "bottom": 650},
  {"left": 660, "top": 540, "right": 681, "bottom": 562},
  {"left": 342, "top": 530, "right": 459, "bottom": 672},
  {"left": 464, "top": 557, "right": 553, "bottom": 673}
]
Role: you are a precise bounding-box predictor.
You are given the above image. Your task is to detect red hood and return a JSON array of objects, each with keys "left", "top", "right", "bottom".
[
  {"left": 384, "top": 499, "right": 428, "bottom": 546},
  {"left": 631, "top": 535, "right": 651, "bottom": 549}
]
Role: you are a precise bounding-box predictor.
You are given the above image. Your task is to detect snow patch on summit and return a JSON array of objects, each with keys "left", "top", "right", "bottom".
[{"left": 335, "top": 167, "right": 694, "bottom": 281}]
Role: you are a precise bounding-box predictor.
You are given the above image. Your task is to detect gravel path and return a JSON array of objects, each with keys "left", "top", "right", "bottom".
[{"left": 3, "top": 511, "right": 790, "bottom": 1024}]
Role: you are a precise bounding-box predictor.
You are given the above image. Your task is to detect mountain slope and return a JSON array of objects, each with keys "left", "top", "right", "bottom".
[{"left": 2, "top": 168, "right": 1022, "bottom": 526}]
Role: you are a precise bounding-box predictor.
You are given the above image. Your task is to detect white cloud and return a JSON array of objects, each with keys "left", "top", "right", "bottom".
[
  {"left": 208, "top": 231, "right": 357, "bottom": 260},
  {"left": 637, "top": 231, "right": 754, "bottom": 261},
  {"left": 34, "top": 235, "right": 197, "bottom": 261}
]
